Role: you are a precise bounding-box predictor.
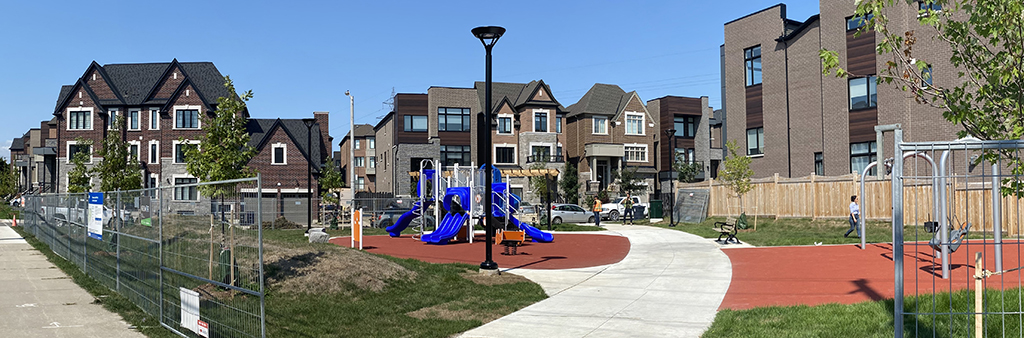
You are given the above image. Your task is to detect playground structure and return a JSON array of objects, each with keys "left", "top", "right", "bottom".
[{"left": 385, "top": 160, "right": 554, "bottom": 245}]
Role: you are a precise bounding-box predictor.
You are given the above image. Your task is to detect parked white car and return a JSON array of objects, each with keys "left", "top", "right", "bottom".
[{"left": 601, "top": 196, "right": 648, "bottom": 221}]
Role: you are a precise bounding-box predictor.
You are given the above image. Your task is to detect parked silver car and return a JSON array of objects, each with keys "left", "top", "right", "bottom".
[{"left": 549, "top": 204, "right": 595, "bottom": 224}]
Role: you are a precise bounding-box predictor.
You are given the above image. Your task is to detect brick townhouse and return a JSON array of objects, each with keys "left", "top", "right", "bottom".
[
  {"left": 723, "top": 2, "right": 962, "bottom": 178},
  {"left": 647, "top": 95, "right": 719, "bottom": 195},
  {"left": 338, "top": 124, "right": 376, "bottom": 192},
  {"left": 37, "top": 60, "right": 328, "bottom": 216},
  {"left": 10, "top": 118, "right": 60, "bottom": 194}
]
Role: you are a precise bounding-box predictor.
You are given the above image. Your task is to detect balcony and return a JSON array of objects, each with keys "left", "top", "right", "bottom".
[{"left": 526, "top": 155, "right": 564, "bottom": 163}]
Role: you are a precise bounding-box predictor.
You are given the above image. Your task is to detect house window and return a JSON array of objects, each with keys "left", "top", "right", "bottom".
[
  {"left": 921, "top": 66, "right": 933, "bottom": 87},
  {"left": 369, "top": 158, "right": 376, "bottom": 168},
  {"left": 495, "top": 146, "right": 515, "bottom": 164},
  {"left": 849, "top": 76, "right": 878, "bottom": 110},
  {"left": 68, "top": 110, "right": 91, "bottom": 130},
  {"left": 745, "top": 46, "right": 762, "bottom": 86},
  {"left": 440, "top": 145, "right": 471, "bottom": 167},
  {"left": 149, "top": 141, "right": 159, "bottom": 164},
  {"left": 438, "top": 107, "right": 471, "bottom": 132},
  {"left": 746, "top": 127, "right": 764, "bottom": 156},
  {"left": 531, "top": 146, "right": 550, "bottom": 162},
  {"left": 150, "top": 109, "right": 160, "bottom": 130},
  {"left": 674, "top": 116, "right": 698, "bottom": 138},
  {"left": 355, "top": 157, "right": 365, "bottom": 167},
  {"left": 107, "top": 109, "right": 119, "bottom": 130},
  {"left": 534, "top": 112, "right": 548, "bottom": 132},
  {"left": 850, "top": 141, "right": 877, "bottom": 175},
  {"left": 593, "top": 116, "right": 608, "bottom": 134},
  {"left": 129, "top": 142, "right": 140, "bottom": 160},
  {"left": 555, "top": 115, "right": 563, "bottom": 134},
  {"left": 175, "top": 142, "right": 197, "bottom": 163},
  {"left": 272, "top": 143, "right": 286, "bottom": 165},
  {"left": 356, "top": 177, "right": 365, "bottom": 190},
  {"left": 367, "top": 137, "right": 375, "bottom": 149},
  {"left": 173, "top": 177, "right": 198, "bottom": 201},
  {"left": 355, "top": 139, "right": 361, "bottom": 150},
  {"left": 497, "top": 116, "right": 512, "bottom": 134},
  {"left": 847, "top": 14, "right": 874, "bottom": 31},
  {"left": 175, "top": 109, "right": 199, "bottom": 129},
  {"left": 403, "top": 115, "right": 427, "bottom": 132},
  {"left": 625, "top": 145, "right": 648, "bottom": 162},
  {"left": 675, "top": 148, "right": 695, "bottom": 163},
  {"left": 127, "top": 109, "right": 140, "bottom": 130},
  {"left": 815, "top": 152, "right": 824, "bottom": 175},
  {"left": 918, "top": 1, "right": 941, "bottom": 16},
  {"left": 68, "top": 143, "right": 91, "bottom": 162},
  {"left": 625, "top": 113, "right": 645, "bottom": 135}
]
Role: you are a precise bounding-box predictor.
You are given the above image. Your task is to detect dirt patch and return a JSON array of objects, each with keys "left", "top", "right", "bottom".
[
  {"left": 264, "top": 243, "right": 416, "bottom": 294},
  {"left": 406, "top": 297, "right": 515, "bottom": 323},
  {"left": 195, "top": 283, "right": 237, "bottom": 301},
  {"left": 459, "top": 270, "right": 531, "bottom": 286}
]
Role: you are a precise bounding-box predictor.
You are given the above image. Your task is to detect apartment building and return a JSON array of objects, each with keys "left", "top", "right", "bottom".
[
  {"left": 338, "top": 124, "right": 376, "bottom": 192},
  {"left": 723, "top": 2, "right": 960, "bottom": 178}
]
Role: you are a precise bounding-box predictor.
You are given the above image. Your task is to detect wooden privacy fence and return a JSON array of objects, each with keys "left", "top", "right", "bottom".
[{"left": 682, "top": 173, "right": 1024, "bottom": 236}]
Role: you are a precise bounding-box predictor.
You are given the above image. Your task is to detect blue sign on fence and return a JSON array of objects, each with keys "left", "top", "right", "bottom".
[{"left": 88, "top": 192, "right": 103, "bottom": 240}]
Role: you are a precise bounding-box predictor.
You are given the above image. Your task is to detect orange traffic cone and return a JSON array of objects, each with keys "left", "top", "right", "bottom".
[{"left": 12, "top": 215, "right": 16, "bottom": 227}]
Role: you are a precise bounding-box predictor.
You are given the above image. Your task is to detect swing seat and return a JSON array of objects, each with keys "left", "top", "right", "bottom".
[{"left": 928, "top": 222, "right": 970, "bottom": 252}]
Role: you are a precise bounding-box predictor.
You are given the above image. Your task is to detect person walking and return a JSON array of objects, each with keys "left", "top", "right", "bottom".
[
  {"left": 623, "top": 193, "right": 635, "bottom": 225},
  {"left": 845, "top": 195, "right": 860, "bottom": 238},
  {"left": 593, "top": 198, "right": 603, "bottom": 227}
]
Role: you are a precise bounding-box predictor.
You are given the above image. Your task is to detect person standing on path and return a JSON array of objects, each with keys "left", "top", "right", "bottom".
[
  {"left": 623, "top": 193, "right": 635, "bottom": 225},
  {"left": 593, "top": 198, "right": 603, "bottom": 227},
  {"left": 845, "top": 195, "right": 860, "bottom": 238}
]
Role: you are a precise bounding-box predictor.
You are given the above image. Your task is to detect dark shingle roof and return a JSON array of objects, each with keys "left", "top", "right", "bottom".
[
  {"left": 102, "top": 63, "right": 170, "bottom": 105},
  {"left": 178, "top": 62, "right": 232, "bottom": 103},
  {"left": 564, "top": 83, "right": 629, "bottom": 117},
  {"left": 339, "top": 124, "right": 376, "bottom": 144},
  {"left": 473, "top": 80, "right": 563, "bottom": 113},
  {"left": 54, "top": 85, "right": 74, "bottom": 112},
  {"left": 247, "top": 118, "right": 326, "bottom": 172},
  {"left": 54, "top": 61, "right": 234, "bottom": 114},
  {"left": 10, "top": 138, "right": 24, "bottom": 151}
]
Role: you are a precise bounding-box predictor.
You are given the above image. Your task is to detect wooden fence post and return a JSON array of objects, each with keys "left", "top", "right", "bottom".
[
  {"left": 708, "top": 178, "right": 715, "bottom": 216},
  {"left": 773, "top": 173, "right": 780, "bottom": 220},
  {"left": 810, "top": 173, "right": 817, "bottom": 220}
]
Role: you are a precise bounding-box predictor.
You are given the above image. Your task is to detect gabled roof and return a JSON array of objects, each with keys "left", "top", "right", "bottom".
[
  {"left": 54, "top": 85, "right": 74, "bottom": 112},
  {"left": 474, "top": 80, "right": 564, "bottom": 114},
  {"left": 565, "top": 83, "right": 632, "bottom": 118},
  {"left": 10, "top": 138, "right": 24, "bottom": 151},
  {"left": 104, "top": 62, "right": 172, "bottom": 105},
  {"left": 338, "top": 124, "right": 376, "bottom": 145},
  {"left": 247, "top": 118, "right": 326, "bottom": 172}
]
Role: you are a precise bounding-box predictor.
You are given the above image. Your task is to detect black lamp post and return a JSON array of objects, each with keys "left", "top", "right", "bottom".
[
  {"left": 302, "top": 118, "right": 317, "bottom": 233},
  {"left": 473, "top": 25, "right": 505, "bottom": 271},
  {"left": 666, "top": 129, "right": 677, "bottom": 227}
]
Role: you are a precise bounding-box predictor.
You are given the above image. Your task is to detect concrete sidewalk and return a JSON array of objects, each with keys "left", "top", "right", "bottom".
[
  {"left": 0, "top": 221, "right": 144, "bottom": 338},
  {"left": 461, "top": 224, "right": 731, "bottom": 338}
]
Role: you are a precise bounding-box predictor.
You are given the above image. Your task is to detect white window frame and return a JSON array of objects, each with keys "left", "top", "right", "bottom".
[
  {"left": 529, "top": 142, "right": 554, "bottom": 162},
  {"left": 66, "top": 107, "right": 94, "bottom": 131},
  {"left": 173, "top": 140, "right": 200, "bottom": 164},
  {"left": 172, "top": 174, "right": 199, "bottom": 201},
  {"left": 355, "top": 139, "right": 361, "bottom": 150},
  {"left": 367, "top": 137, "right": 375, "bottom": 149},
  {"left": 556, "top": 114, "right": 563, "bottom": 134},
  {"left": 592, "top": 116, "right": 608, "bottom": 135},
  {"left": 271, "top": 142, "right": 287, "bottom": 165},
  {"left": 127, "top": 109, "right": 141, "bottom": 131},
  {"left": 494, "top": 144, "right": 518, "bottom": 164},
  {"left": 127, "top": 140, "right": 141, "bottom": 161},
  {"left": 173, "top": 105, "right": 202, "bottom": 130},
  {"left": 624, "top": 143, "right": 648, "bottom": 163},
  {"left": 355, "top": 157, "right": 365, "bottom": 167},
  {"left": 149, "top": 173, "right": 160, "bottom": 189},
  {"left": 149, "top": 108, "right": 160, "bottom": 130},
  {"left": 148, "top": 140, "right": 160, "bottom": 164},
  {"left": 497, "top": 113, "right": 514, "bottom": 135},
  {"left": 533, "top": 109, "right": 550, "bottom": 132},
  {"left": 369, "top": 157, "right": 376, "bottom": 168},
  {"left": 624, "top": 112, "right": 645, "bottom": 135},
  {"left": 107, "top": 108, "right": 120, "bottom": 130},
  {"left": 66, "top": 140, "right": 93, "bottom": 164}
]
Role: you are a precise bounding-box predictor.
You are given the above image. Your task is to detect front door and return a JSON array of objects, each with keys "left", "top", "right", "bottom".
[{"left": 596, "top": 159, "right": 609, "bottom": 190}]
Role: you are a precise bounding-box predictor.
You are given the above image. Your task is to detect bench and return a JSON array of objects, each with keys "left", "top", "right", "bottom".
[{"left": 712, "top": 219, "right": 740, "bottom": 244}]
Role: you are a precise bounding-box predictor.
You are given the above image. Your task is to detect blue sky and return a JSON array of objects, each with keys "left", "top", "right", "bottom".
[{"left": 0, "top": 0, "right": 821, "bottom": 160}]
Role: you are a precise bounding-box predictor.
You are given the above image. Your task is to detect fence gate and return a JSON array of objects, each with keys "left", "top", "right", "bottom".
[
  {"left": 893, "top": 129, "right": 1024, "bottom": 337},
  {"left": 20, "top": 176, "right": 265, "bottom": 338}
]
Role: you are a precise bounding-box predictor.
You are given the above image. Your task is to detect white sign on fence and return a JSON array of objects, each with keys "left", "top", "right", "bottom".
[
  {"left": 179, "top": 287, "right": 201, "bottom": 335},
  {"left": 87, "top": 192, "right": 104, "bottom": 240}
]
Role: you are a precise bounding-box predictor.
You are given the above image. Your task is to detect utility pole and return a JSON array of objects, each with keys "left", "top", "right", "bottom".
[{"left": 345, "top": 91, "right": 355, "bottom": 219}]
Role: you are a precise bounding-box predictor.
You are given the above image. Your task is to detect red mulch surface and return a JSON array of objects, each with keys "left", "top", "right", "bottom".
[
  {"left": 721, "top": 240, "right": 1024, "bottom": 310},
  {"left": 329, "top": 232, "right": 630, "bottom": 270}
]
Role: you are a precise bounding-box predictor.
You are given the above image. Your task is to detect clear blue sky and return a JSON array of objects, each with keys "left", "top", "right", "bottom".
[{"left": 0, "top": 0, "right": 820, "bottom": 160}]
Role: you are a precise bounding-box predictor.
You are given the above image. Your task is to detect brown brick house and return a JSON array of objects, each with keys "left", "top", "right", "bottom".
[{"left": 338, "top": 124, "right": 376, "bottom": 192}]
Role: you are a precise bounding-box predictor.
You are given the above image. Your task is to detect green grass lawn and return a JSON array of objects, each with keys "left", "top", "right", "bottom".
[
  {"left": 704, "top": 287, "right": 1024, "bottom": 337},
  {"left": 650, "top": 216, "right": 898, "bottom": 246},
  {"left": 0, "top": 204, "right": 21, "bottom": 219}
]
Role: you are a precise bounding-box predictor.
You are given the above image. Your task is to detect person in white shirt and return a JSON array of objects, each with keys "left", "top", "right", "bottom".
[{"left": 845, "top": 195, "right": 860, "bottom": 238}]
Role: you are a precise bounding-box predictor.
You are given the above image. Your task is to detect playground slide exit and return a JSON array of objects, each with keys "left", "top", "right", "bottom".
[
  {"left": 508, "top": 215, "right": 554, "bottom": 243},
  {"left": 421, "top": 212, "right": 469, "bottom": 244}
]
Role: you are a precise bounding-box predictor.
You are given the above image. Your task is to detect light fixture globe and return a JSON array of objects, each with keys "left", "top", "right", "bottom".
[{"left": 472, "top": 26, "right": 506, "bottom": 46}]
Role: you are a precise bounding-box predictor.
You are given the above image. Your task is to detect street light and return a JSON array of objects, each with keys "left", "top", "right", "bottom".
[
  {"left": 473, "top": 25, "right": 505, "bottom": 272},
  {"left": 345, "top": 91, "right": 354, "bottom": 225},
  {"left": 665, "top": 129, "right": 677, "bottom": 227},
  {"left": 302, "top": 118, "right": 317, "bottom": 233}
]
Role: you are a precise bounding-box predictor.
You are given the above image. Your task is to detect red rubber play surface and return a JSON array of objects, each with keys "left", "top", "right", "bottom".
[
  {"left": 721, "top": 240, "right": 1024, "bottom": 310},
  {"left": 329, "top": 232, "right": 630, "bottom": 270}
]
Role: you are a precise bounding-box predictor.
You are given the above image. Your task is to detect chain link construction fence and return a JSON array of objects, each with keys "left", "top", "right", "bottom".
[{"left": 20, "top": 177, "right": 265, "bottom": 338}]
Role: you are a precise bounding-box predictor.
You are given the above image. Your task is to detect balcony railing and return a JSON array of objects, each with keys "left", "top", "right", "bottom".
[{"left": 526, "top": 155, "right": 564, "bottom": 163}]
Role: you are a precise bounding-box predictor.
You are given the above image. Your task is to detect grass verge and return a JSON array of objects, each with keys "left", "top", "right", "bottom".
[
  {"left": 704, "top": 287, "right": 1024, "bottom": 337},
  {"left": 0, "top": 205, "right": 21, "bottom": 219},
  {"left": 650, "top": 216, "right": 899, "bottom": 246},
  {"left": 11, "top": 226, "right": 178, "bottom": 338}
]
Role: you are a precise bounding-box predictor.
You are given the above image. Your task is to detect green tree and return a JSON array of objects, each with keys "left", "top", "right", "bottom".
[
  {"left": 0, "top": 157, "right": 17, "bottom": 200},
  {"left": 820, "top": 0, "right": 1024, "bottom": 195},
  {"left": 674, "top": 154, "right": 702, "bottom": 183},
  {"left": 319, "top": 158, "right": 344, "bottom": 225},
  {"left": 93, "top": 116, "right": 142, "bottom": 192},
  {"left": 67, "top": 138, "right": 93, "bottom": 193},
  {"left": 559, "top": 162, "right": 581, "bottom": 204},
  {"left": 612, "top": 166, "right": 646, "bottom": 197},
  {"left": 528, "top": 162, "right": 554, "bottom": 204},
  {"left": 719, "top": 140, "right": 753, "bottom": 216},
  {"left": 182, "top": 76, "right": 258, "bottom": 198}
]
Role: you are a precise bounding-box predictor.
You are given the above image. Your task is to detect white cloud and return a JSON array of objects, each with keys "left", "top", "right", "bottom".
[{"left": 0, "top": 139, "right": 10, "bottom": 162}]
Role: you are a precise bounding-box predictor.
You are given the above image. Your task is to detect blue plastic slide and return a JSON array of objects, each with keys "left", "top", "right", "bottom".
[
  {"left": 421, "top": 212, "right": 469, "bottom": 244},
  {"left": 508, "top": 215, "right": 554, "bottom": 243},
  {"left": 386, "top": 200, "right": 433, "bottom": 237}
]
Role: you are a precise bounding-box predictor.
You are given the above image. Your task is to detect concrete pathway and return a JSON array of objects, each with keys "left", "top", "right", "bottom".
[
  {"left": 0, "top": 221, "right": 144, "bottom": 338},
  {"left": 461, "top": 224, "right": 732, "bottom": 338}
]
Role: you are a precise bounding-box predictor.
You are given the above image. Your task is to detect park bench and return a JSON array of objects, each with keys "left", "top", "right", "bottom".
[{"left": 712, "top": 218, "right": 740, "bottom": 244}]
